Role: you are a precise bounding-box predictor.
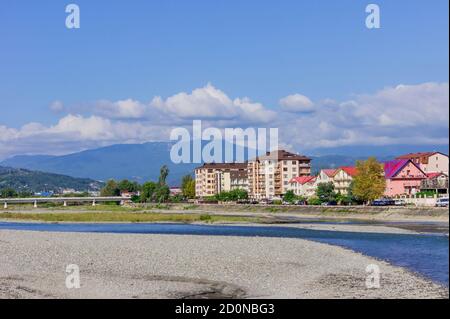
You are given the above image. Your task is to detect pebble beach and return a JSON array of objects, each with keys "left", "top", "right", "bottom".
[{"left": 0, "top": 228, "right": 447, "bottom": 299}]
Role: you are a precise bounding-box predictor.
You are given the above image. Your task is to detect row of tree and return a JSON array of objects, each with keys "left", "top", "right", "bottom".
[
  {"left": 214, "top": 189, "right": 248, "bottom": 202},
  {"left": 0, "top": 188, "right": 34, "bottom": 198},
  {"left": 100, "top": 165, "right": 196, "bottom": 203}
]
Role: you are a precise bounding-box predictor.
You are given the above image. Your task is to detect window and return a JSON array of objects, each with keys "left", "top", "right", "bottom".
[{"left": 292, "top": 161, "right": 297, "bottom": 164}]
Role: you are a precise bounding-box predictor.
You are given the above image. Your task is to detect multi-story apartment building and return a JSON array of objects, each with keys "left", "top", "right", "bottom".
[
  {"left": 396, "top": 152, "right": 449, "bottom": 175},
  {"left": 248, "top": 150, "right": 311, "bottom": 199},
  {"left": 194, "top": 163, "right": 248, "bottom": 198}
]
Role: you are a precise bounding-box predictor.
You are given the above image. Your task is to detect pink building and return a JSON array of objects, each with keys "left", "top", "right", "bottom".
[{"left": 384, "top": 159, "right": 427, "bottom": 197}]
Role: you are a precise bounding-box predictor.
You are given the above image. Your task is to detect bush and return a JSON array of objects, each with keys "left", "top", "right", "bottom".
[
  {"left": 215, "top": 189, "right": 248, "bottom": 202},
  {"left": 199, "top": 214, "right": 212, "bottom": 222},
  {"left": 130, "top": 195, "right": 141, "bottom": 203},
  {"left": 308, "top": 197, "right": 322, "bottom": 206},
  {"left": 415, "top": 190, "right": 437, "bottom": 197}
]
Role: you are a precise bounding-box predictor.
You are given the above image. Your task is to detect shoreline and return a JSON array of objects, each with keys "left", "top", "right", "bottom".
[
  {"left": 1, "top": 203, "right": 449, "bottom": 223},
  {"left": 0, "top": 218, "right": 427, "bottom": 235},
  {"left": 1, "top": 205, "right": 448, "bottom": 235},
  {"left": 0, "top": 229, "right": 447, "bottom": 299}
]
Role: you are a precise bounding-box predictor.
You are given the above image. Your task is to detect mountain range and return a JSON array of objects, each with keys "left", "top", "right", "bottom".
[
  {"left": 1, "top": 143, "right": 197, "bottom": 186},
  {"left": 1, "top": 142, "right": 447, "bottom": 186},
  {"left": 0, "top": 166, "right": 103, "bottom": 193}
]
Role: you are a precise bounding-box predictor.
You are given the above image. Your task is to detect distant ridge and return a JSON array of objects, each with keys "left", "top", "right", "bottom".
[
  {"left": 1, "top": 142, "right": 447, "bottom": 185},
  {"left": 0, "top": 166, "right": 103, "bottom": 193},
  {"left": 1, "top": 142, "right": 197, "bottom": 186}
]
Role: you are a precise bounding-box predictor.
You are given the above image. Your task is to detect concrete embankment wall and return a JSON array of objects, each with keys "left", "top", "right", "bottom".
[{"left": 185, "top": 203, "right": 449, "bottom": 218}]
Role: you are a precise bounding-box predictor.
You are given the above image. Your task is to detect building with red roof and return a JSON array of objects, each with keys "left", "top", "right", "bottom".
[
  {"left": 421, "top": 172, "right": 449, "bottom": 195},
  {"left": 315, "top": 169, "right": 337, "bottom": 186},
  {"left": 288, "top": 176, "right": 317, "bottom": 197},
  {"left": 384, "top": 159, "right": 427, "bottom": 197},
  {"left": 332, "top": 166, "right": 358, "bottom": 195}
]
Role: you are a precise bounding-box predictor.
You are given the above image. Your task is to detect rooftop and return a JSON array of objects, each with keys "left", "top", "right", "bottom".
[
  {"left": 290, "top": 176, "right": 316, "bottom": 185},
  {"left": 396, "top": 152, "right": 447, "bottom": 160},
  {"left": 321, "top": 169, "right": 337, "bottom": 177},
  {"left": 251, "top": 150, "right": 311, "bottom": 162},
  {"left": 195, "top": 162, "right": 248, "bottom": 170},
  {"left": 383, "top": 159, "right": 427, "bottom": 179},
  {"left": 336, "top": 166, "right": 358, "bottom": 177}
]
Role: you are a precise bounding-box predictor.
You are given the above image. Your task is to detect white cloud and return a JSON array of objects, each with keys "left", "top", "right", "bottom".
[
  {"left": 49, "top": 100, "right": 64, "bottom": 112},
  {"left": 0, "top": 82, "right": 448, "bottom": 160},
  {"left": 277, "top": 82, "right": 449, "bottom": 149},
  {"left": 279, "top": 94, "right": 314, "bottom": 113},
  {"left": 94, "top": 99, "right": 146, "bottom": 119},
  {"left": 151, "top": 83, "right": 276, "bottom": 124},
  {"left": 0, "top": 114, "right": 171, "bottom": 159}
]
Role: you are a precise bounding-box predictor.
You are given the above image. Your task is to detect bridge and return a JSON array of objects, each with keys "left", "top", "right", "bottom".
[{"left": 1, "top": 197, "right": 127, "bottom": 209}]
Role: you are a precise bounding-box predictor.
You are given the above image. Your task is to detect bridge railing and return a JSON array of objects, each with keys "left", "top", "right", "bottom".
[{"left": 0, "top": 197, "right": 127, "bottom": 209}]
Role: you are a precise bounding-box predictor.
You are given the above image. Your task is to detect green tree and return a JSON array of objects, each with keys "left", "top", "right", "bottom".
[
  {"left": 18, "top": 191, "right": 34, "bottom": 198},
  {"left": 118, "top": 179, "right": 140, "bottom": 193},
  {"left": 159, "top": 165, "right": 169, "bottom": 185},
  {"left": 141, "top": 181, "right": 157, "bottom": 202},
  {"left": 181, "top": 175, "right": 196, "bottom": 199},
  {"left": 307, "top": 196, "right": 322, "bottom": 206},
  {"left": 283, "top": 190, "right": 296, "bottom": 203},
  {"left": 316, "top": 182, "right": 337, "bottom": 203},
  {"left": 352, "top": 157, "right": 386, "bottom": 204},
  {"left": 0, "top": 188, "right": 18, "bottom": 198},
  {"left": 100, "top": 180, "right": 120, "bottom": 196},
  {"left": 229, "top": 189, "right": 248, "bottom": 201},
  {"left": 154, "top": 185, "right": 170, "bottom": 203},
  {"left": 215, "top": 189, "right": 248, "bottom": 202}
]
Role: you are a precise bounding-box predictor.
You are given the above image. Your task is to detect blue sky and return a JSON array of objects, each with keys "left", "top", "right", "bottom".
[{"left": 0, "top": 0, "right": 448, "bottom": 158}]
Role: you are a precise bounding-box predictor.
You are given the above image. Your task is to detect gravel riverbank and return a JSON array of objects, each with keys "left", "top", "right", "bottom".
[{"left": 0, "top": 229, "right": 447, "bottom": 299}]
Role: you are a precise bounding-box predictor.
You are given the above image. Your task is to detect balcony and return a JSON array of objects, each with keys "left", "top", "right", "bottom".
[{"left": 421, "top": 180, "right": 449, "bottom": 190}]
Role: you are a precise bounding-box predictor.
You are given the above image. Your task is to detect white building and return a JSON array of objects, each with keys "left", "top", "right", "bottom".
[
  {"left": 288, "top": 176, "right": 317, "bottom": 198},
  {"left": 396, "top": 152, "right": 449, "bottom": 175},
  {"left": 315, "top": 169, "right": 336, "bottom": 185}
]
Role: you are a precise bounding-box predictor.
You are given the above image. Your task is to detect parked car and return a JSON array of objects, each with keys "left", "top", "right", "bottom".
[
  {"left": 321, "top": 201, "right": 337, "bottom": 206},
  {"left": 259, "top": 199, "right": 273, "bottom": 205},
  {"left": 371, "top": 199, "right": 396, "bottom": 206},
  {"left": 394, "top": 199, "right": 407, "bottom": 206},
  {"left": 436, "top": 197, "right": 449, "bottom": 208}
]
